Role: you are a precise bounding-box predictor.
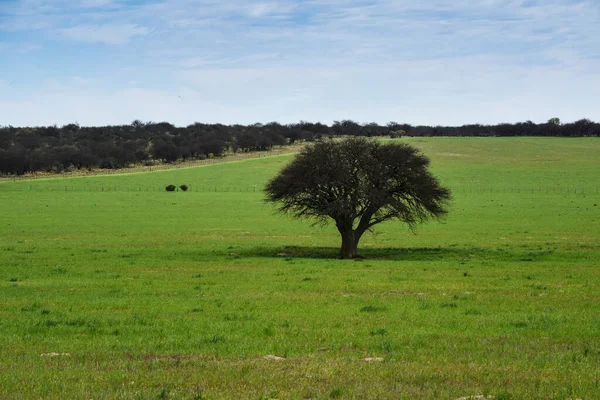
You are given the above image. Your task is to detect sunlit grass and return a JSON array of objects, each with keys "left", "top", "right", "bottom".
[{"left": 0, "top": 137, "right": 599, "bottom": 399}]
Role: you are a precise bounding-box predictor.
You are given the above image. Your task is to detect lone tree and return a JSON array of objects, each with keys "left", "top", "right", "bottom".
[{"left": 265, "top": 137, "right": 451, "bottom": 259}]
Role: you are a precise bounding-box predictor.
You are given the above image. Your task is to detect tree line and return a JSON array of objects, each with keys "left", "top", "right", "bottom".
[{"left": 1, "top": 118, "right": 598, "bottom": 175}]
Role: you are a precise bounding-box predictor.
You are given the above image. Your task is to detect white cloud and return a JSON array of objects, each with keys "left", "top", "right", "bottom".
[
  {"left": 0, "top": 41, "right": 41, "bottom": 54},
  {"left": 78, "top": 0, "right": 115, "bottom": 7},
  {"left": 1, "top": 0, "right": 599, "bottom": 125},
  {"left": 2, "top": 56, "right": 599, "bottom": 127},
  {"left": 245, "top": 2, "right": 297, "bottom": 18},
  {"left": 177, "top": 53, "right": 279, "bottom": 68},
  {"left": 71, "top": 76, "right": 90, "bottom": 85},
  {"left": 59, "top": 24, "right": 149, "bottom": 45},
  {"left": 247, "top": 3, "right": 278, "bottom": 17}
]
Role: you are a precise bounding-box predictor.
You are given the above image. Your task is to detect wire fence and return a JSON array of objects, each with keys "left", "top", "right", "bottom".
[
  {"left": 1, "top": 186, "right": 598, "bottom": 195},
  {"left": 453, "top": 187, "right": 599, "bottom": 195},
  {"left": 0, "top": 185, "right": 261, "bottom": 193}
]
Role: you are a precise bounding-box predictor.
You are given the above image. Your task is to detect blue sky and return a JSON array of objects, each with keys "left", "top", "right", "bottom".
[{"left": 0, "top": 0, "right": 599, "bottom": 126}]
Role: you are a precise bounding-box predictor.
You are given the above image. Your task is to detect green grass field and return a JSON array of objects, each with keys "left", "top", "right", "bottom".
[{"left": 1, "top": 137, "right": 599, "bottom": 399}]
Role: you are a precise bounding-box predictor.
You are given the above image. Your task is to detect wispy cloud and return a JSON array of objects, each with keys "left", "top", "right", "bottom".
[
  {"left": 59, "top": 24, "right": 149, "bottom": 45},
  {"left": 0, "top": 41, "right": 41, "bottom": 54},
  {"left": 78, "top": 0, "right": 116, "bottom": 8}
]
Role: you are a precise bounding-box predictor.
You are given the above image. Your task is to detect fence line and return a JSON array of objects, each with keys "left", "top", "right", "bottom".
[
  {"left": 1, "top": 186, "right": 598, "bottom": 195},
  {"left": 454, "top": 187, "right": 599, "bottom": 195},
  {"left": 1, "top": 185, "right": 261, "bottom": 193}
]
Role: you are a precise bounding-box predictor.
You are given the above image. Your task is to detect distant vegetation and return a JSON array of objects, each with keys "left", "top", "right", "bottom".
[{"left": 0, "top": 118, "right": 598, "bottom": 175}]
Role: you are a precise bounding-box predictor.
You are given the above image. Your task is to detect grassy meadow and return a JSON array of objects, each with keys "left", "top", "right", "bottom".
[{"left": 0, "top": 137, "right": 599, "bottom": 399}]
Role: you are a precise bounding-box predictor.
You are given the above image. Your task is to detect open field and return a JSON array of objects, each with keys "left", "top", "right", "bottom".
[{"left": 1, "top": 137, "right": 599, "bottom": 399}]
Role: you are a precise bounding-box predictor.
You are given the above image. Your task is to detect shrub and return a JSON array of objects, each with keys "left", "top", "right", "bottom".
[
  {"left": 179, "top": 184, "right": 189, "bottom": 192},
  {"left": 389, "top": 130, "right": 405, "bottom": 138},
  {"left": 165, "top": 184, "right": 176, "bottom": 192}
]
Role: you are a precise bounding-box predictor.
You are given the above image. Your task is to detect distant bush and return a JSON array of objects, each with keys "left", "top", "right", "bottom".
[
  {"left": 165, "top": 184, "right": 176, "bottom": 192},
  {"left": 389, "top": 130, "right": 405, "bottom": 138},
  {"left": 179, "top": 185, "right": 189, "bottom": 192}
]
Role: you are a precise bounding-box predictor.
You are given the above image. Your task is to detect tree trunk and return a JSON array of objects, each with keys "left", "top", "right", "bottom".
[{"left": 339, "top": 229, "right": 362, "bottom": 259}]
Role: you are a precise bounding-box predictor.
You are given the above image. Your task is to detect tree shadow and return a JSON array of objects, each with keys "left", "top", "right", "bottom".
[{"left": 243, "top": 245, "right": 519, "bottom": 262}]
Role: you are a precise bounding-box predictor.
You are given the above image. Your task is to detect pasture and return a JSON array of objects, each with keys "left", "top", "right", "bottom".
[{"left": 0, "top": 137, "right": 599, "bottom": 399}]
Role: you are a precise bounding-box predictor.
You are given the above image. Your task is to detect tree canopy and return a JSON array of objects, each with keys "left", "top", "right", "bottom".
[
  {"left": 2, "top": 118, "right": 599, "bottom": 176},
  {"left": 264, "top": 137, "right": 451, "bottom": 259}
]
